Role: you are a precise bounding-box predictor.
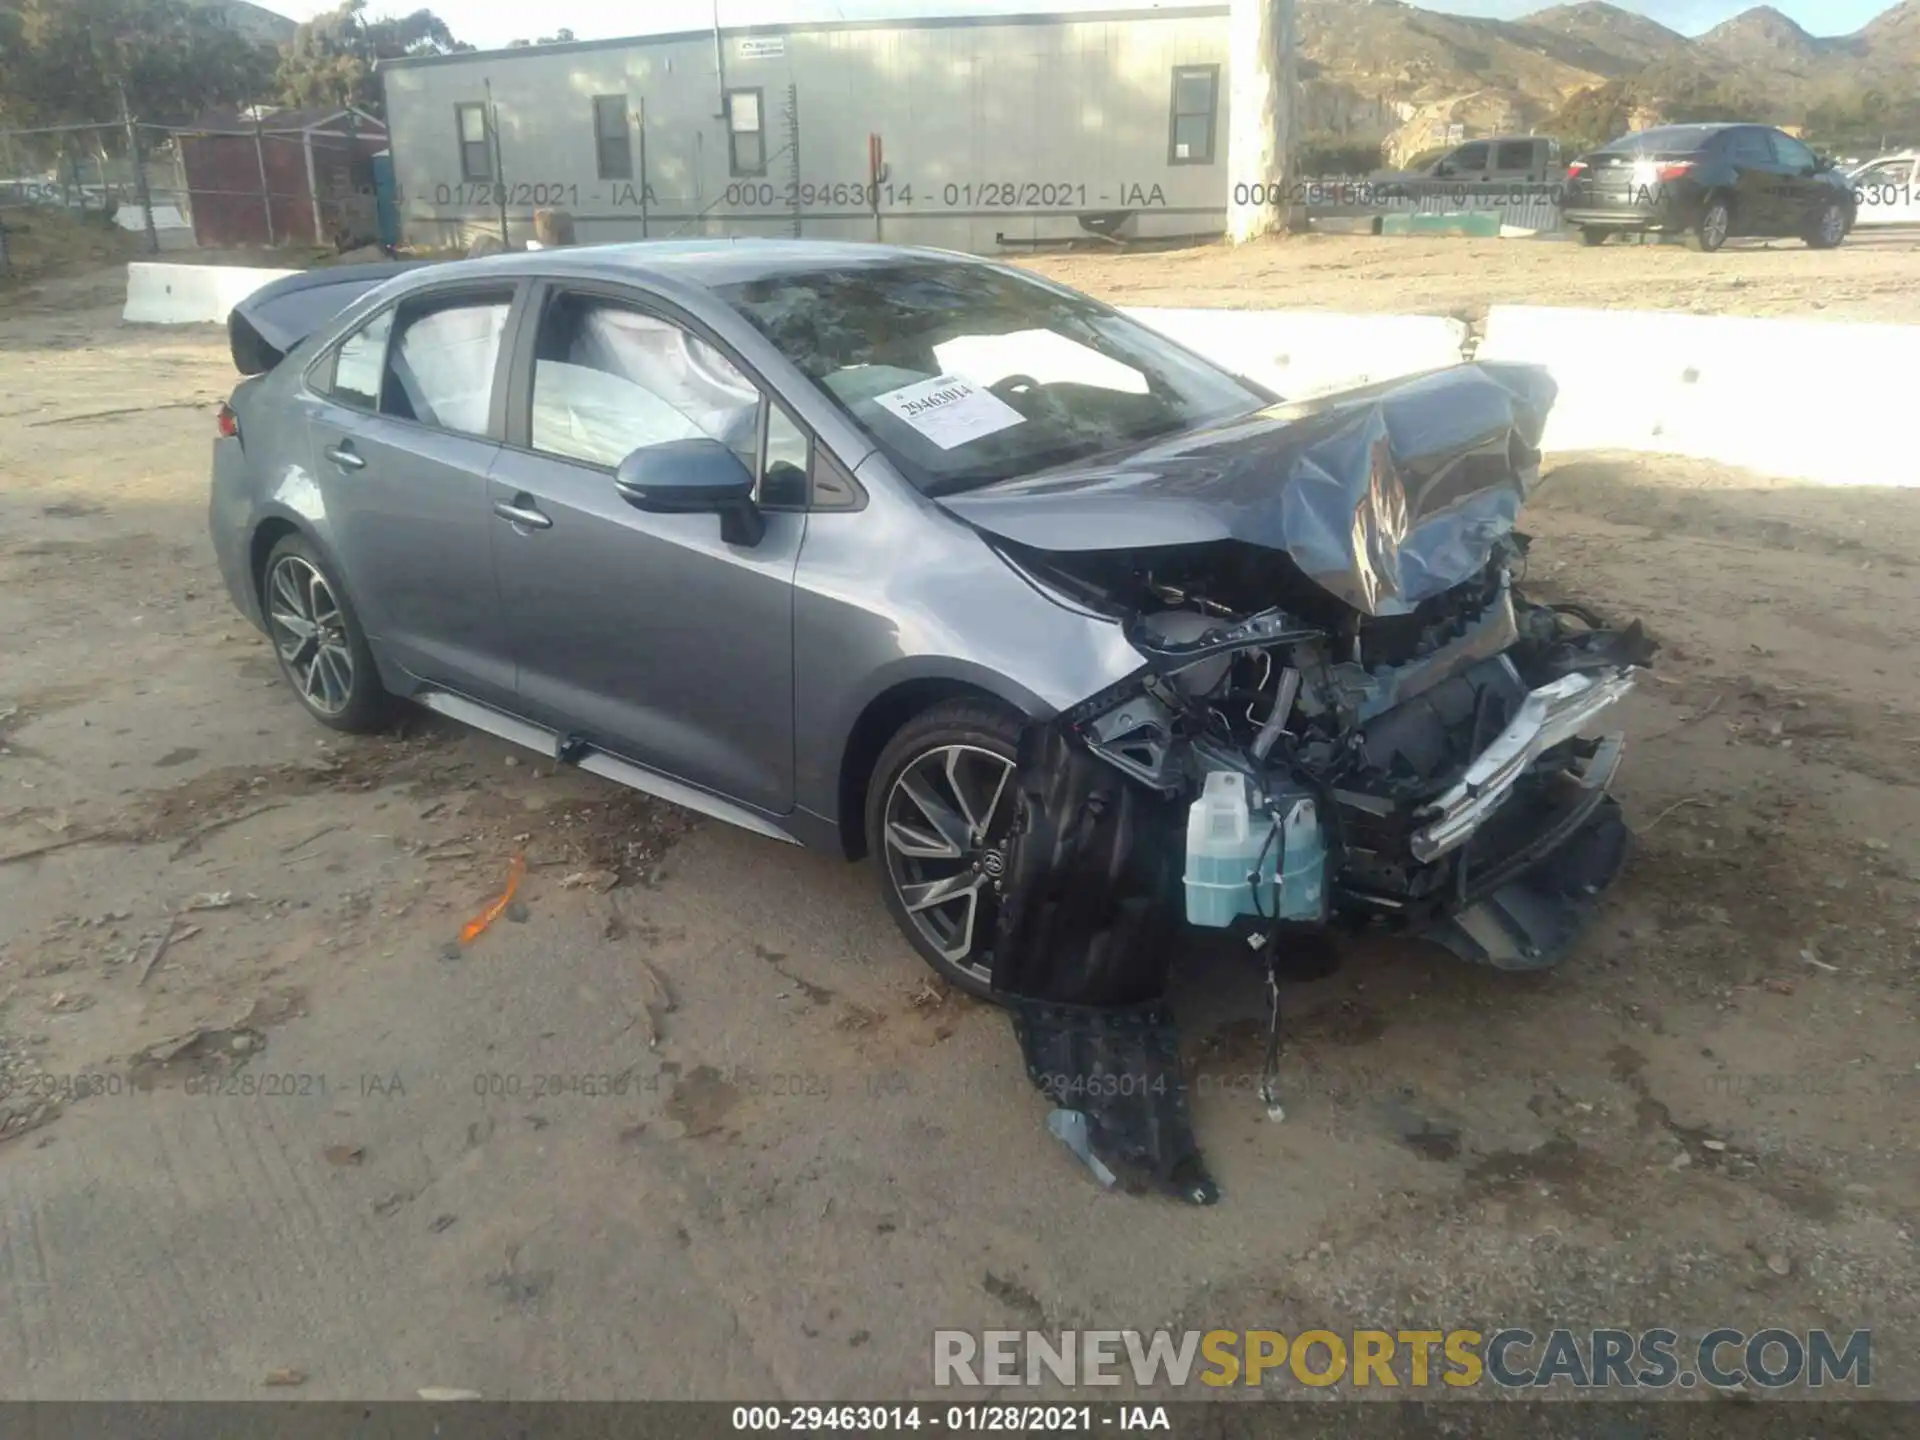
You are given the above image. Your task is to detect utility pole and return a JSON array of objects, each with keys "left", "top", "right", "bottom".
[
  {"left": 485, "top": 78, "right": 508, "bottom": 247},
  {"left": 1226, "top": 0, "right": 1298, "bottom": 245}
]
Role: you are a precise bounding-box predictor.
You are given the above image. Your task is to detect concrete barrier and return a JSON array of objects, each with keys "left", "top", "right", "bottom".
[
  {"left": 1123, "top": 307, "right": 1470, "bottom": 399},
  {"left": 123, "top": 262, "right": 301, "bottom": 326},
  {"left": 1479, "top": 305, "right": 1920, "bottom": 488}
]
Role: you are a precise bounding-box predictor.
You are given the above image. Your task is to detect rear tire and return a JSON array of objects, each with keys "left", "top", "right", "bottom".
[
  {"left": 1577, "top": 226, "right": 1611, "bottom": 247},
  {"left": 260, "top": 534, "right": 392, "bottom": 734},
  {"left": 866, "top": 698, "right": 1024, "bottom": 1000},
  {"left": 1690, "top": 196, "right": 1732, "bottom": 253}
]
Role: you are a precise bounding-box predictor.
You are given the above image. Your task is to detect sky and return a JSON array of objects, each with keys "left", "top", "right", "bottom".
[{"left": 251, "top": 0, "right": 1899, "bottom": 53}]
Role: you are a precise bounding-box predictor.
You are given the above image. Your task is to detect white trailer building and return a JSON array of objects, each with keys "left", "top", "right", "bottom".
[{"left": 378, "top": 5, "right": 1239, "bottom": 253}]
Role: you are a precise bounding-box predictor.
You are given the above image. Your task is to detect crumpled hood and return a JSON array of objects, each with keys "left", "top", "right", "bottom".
[{"left": 937, "top": 361, "right": 1556, "bottom": 618}]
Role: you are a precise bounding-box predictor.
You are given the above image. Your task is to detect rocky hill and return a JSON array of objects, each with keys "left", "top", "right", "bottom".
[
  {"left": 1294, "top": 0, "right": 1918, "bottom": 162},
  {"left": 1523, "top": 2, "right": 1692, "bottom": 72},
  {"left": 1860, "top": 0, "right": 1920, "bottom": 64},
  {"left": 1697, "top": 5, "right": 1835, "bottom": 70}
]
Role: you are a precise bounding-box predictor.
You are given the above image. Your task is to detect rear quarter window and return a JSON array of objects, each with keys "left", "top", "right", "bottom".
[{"left": 328, "top": 309, "right": 393, "bottom": 412}]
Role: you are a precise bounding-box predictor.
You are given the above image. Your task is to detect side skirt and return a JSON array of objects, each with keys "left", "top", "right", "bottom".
[{"left": 414, "top": 690, "right": 802, "bottom": 847}]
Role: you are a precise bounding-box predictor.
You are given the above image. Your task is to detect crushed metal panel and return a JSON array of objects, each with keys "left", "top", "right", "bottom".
[{"left": 937, "top": 361, "right": 1557, "bottom": 618}]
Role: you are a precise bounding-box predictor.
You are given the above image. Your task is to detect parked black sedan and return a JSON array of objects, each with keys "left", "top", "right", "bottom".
[{"left": 1562, "top": 123, "right": 1855, "bottom": 252}]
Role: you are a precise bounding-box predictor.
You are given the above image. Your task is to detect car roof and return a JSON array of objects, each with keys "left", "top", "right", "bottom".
[
  {"left": 1599, "top": 122, "right": 1758, "bottom": 152},
  {"left": 437, "top": 238, "right": 985, "bottom": 292}
]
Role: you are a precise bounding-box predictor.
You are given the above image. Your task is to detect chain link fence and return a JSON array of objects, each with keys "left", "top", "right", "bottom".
[{"left": 1, "top": 113, "right": 387, "bottom": 278}]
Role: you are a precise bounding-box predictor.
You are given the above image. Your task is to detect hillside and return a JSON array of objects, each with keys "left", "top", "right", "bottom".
[
  {"left": 1523, "top": 2, "right": 1692, "bottom": 71},
  {"left": 1860, "top": 0, "right": 1920, "bottom": 64},
  {"left": 1698, "top": 5, "right": 1830, "bottom": 70},
  {"left": 181, "top": 0, "right": 298, "bottom": 47},
  {"left": 1292, "top": 0, "right": 1920, "bottom": 160}
]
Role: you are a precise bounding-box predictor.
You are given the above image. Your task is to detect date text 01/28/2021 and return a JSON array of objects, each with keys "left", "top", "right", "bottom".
[
  {"left": 413, "top": 180, "right": 1174, "bottom": 211},
  {"left": 731, "top": 1406, "right": 1167, "bottom": 1431}
]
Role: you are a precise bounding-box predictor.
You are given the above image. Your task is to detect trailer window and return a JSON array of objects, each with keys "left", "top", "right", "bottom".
[
  {"left": 1167, "top": 65, "right": 1218, "bottom": 165},
  {"left": 456, "top": 103, "right": 491, "bottom": 182},
  {"left": 592, "top": 95, "right": 632, "bottom": 180},
  {"left": 727, "top": 89, "right": 765, "bottom": 177}
]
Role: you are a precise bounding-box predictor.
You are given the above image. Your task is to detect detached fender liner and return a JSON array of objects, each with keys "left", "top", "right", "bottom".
[{"left": 990, "top": 725, "right": 1217, "bottom": 1203}]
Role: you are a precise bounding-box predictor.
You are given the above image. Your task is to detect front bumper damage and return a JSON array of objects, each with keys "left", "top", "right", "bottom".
[
  {"left": 1411, "top": 671, "right": 1635, "bottom": 864},
  {"left": 991, "top": 644, "right": 1643, "bottom": 1205},
  {"left": 967, "top": 367, "right": 1654, "bottom": 1205}
]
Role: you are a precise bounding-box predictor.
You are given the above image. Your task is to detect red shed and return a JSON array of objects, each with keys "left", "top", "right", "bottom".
[{"left": 178, "top": 107, "right": 389, "bottom": 249}]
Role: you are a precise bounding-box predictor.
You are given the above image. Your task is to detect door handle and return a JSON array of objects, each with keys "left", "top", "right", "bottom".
[
  {"left": 493, "top": 497, "right": 553, "bottom": 531},
  {"left": 324, "top": 444, "right": 366, "bottom": 471}
]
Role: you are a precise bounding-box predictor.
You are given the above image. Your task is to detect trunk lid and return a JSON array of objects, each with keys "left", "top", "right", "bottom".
[
  {"left": 228, "top": 261, "right": 428, "bottom": 375},
  {"left": 935, "top": 361, "right": 1555, "bottom": 619}
]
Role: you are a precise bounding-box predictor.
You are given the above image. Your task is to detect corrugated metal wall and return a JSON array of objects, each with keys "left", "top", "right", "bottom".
[
  {"left": 382, "top": 12, "right": 1234, "bottom": 252},
  {"left": 179, "top": 127, "right": 386, "bottom": 248}
]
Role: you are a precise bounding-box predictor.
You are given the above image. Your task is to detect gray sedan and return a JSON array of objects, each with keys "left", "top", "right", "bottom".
[{"left": 212, "top": 240, "right": 1646, "bottom": 1006}]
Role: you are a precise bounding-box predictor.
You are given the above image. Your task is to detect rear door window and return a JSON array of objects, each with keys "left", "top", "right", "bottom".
[
  {"left": 1727, "top": 129, "right": 1774, "bottom": 166},
  {"left": 1494, "top": 141, "right": 1535, "bottom": 172},
  {"left": 382, "top": 297, "right": 513, "bottom": 437}
]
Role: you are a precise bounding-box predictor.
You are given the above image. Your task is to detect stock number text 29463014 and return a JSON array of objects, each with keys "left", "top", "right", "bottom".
[
  {"left": 722, "top": 180, "right": 1166, "bottom": 209},
  {"left": 418, "top": 178, "right": 1173, "bottom": 212}
]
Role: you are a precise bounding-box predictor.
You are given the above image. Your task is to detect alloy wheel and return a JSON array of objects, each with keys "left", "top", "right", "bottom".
[
  {"left": 881, "top": 743, "right": 1016, "bottom": 986},
  {"left": 1702, "top": 203, "right": 1730, "bottom": 250},
  {"left": 1820, "top": 204, "right": 1846, "bottom": 246},
  {"left": 266, "top": 555, "right": 355, "bottom": 716}
]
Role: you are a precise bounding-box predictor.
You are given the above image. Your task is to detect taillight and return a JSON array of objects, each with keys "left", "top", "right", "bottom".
[
  {"left": 1655, "top": 161, "right": 1694, "bottom": 183},
  {"left": 1566, "top": 160, "right": 1588, "bottom": 179},
  {"left": 217, "top": 402, "right": 239, "bottom": 440}
]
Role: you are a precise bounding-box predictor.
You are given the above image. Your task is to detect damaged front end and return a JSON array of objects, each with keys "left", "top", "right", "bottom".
[{"left": 959, "top": 364, "right": 1654, "bottom": 1203}]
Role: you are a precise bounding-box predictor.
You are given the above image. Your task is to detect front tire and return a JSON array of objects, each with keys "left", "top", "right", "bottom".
[
  {"left": 1805, "top": 201, "right": 1848, "bottom": 250},
  {"left": 1577, "top": 225, "right": 1611, "bottom": 247},
  {"left": 260, "top": 534, "right": 391, "bottom": 733},
  {"left": 866, "top": 698, "right": 1023, "bottom": 1000}
]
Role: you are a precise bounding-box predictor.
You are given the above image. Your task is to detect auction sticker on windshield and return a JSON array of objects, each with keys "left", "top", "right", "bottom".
[{"left": 873, "top": 374, "right": 1026, "bottom": 450}]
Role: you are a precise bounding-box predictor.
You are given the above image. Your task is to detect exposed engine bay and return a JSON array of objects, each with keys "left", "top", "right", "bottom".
[{"left": 963, "top": 367, "right": 1657, "bottom": 1205}]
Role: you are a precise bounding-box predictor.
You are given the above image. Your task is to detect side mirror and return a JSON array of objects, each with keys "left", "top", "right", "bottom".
[{"left": 614, "top": 437, "right": 764, "bottom": 546}]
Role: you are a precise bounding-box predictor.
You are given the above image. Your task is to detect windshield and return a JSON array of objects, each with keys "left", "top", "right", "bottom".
[{"left": 714, "top": 260, "right": 1267, "bottom": 494}]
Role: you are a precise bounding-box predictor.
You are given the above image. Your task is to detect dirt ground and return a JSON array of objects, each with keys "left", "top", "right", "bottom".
[
  {"left": 0, "top": 250, "right": 1915, "bottom": 1404},
  {"left": 0, "top": 208, "right": 138, "bottom": 290},
  {"left": 1021, "top": 229, "right": 1920, "bottom": 324}
]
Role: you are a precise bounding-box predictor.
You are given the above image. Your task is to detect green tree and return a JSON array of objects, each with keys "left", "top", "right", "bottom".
[
  {"left": 277, "top": 0, "right": 471, "bottom": 115},
  {"left": 1547, "top": 80, "right": 1637, "bottom": 154},
  {"left": 0, "top": 0, "right": 275, "bottom": 127}
]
